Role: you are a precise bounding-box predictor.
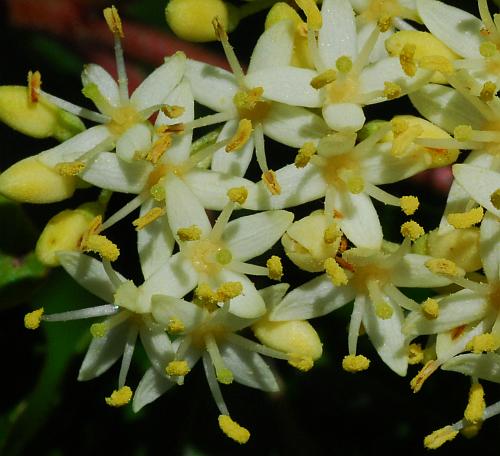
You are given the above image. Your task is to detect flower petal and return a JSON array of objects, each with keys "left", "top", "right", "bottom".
[
  {"left": 152, "top": 295, "right": 205, "bottom": 331},
  {"left": 480, "top": 211, "right": 500, "bottom": 282},
  {"left": 442, "top": 353, "right": 500, "bottom": 383},
  {"left": 391, "top": 254, "right": 454, "bottom": 288},
  {"left": 139, "top": 323, "right": 174, "bottom": 372},
  {"left": 115, "top": 122, "right": 152, "bottom": 162},
  {"left": 132, "top": 367, "right": 175, "bottom": 412},
  {"left": 259, "top": 283, "right": 290, "bottom": 311},
  {"left": 81, "top": 64, "right": 120, "bottom": 108}
]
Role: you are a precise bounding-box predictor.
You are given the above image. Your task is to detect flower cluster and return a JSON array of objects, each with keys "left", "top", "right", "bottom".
[{"left": 2, "top": 0, "right": 499, "bottom": 449}]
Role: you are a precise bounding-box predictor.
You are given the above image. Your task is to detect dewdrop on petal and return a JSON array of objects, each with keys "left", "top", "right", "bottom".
[{"left": 0, "top": 155, "right": 76, "bottom": 203}]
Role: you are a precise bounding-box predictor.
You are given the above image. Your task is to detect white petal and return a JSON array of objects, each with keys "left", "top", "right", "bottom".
[
  {"left": 132, "top": 368, "right": 175, "bottom": 412},
  {"left": 131, "top": 52, "right": 186, "bottom": 111},
  {"left": 322, "top": 102, "right": 365, "bottom": 132},
  {"left": 81, "top": 64, "right": 120, "bottom": 108},
  {"left": 245, "top": 67, "right": 323, "bottom": 108},
  {"left": 442, "top": 353, "right": 500, "bottom": 383},
  {"left": 391, "top": 254, "right": 454, "bottom": 288},
  {"left": 417, "top": 0, "right": 483, "bottom": 58},
  {"left": 248, "top": 20, "right": 294, "bottom": 74},
  {"left": 80, "top": 151, "right": 151, "bottom": 193},
  {"left": 185, "top": 59, "right": 238, "bottom": 113},
  {"left": 138, "top": 199, "right": 175, "bottom": 280},
  {"left": 319, "top": 0, "right": 357, "bottom": 68},
  {"left": 480, "top": 212, "right": 500, "bottom": 282},
  {"left": 270, "top": 274, "right": 356, "bottom": 320},
  {"left": 259, "top": 283, "right": 290, "bottom": 311},
  {"left": 164, "top": 173, "right": 212, "bottom": 240},
  {"left": 115, "top": 123, "right": 152, "bottom": 163},
  {"left": 151, "top": 295, "right": 204, "bottom": 331},
  {"left": 220, "top": 342, "right": 279, "bottom": 392},
  {"left": 40, "top": 125, "right": 112, "bottom": 167},
  {"left": 224, "top": 210, "right": 294, "bottom": 262},
  {"left": 139, "top": 324, "right": 174, "bottom": 372}
]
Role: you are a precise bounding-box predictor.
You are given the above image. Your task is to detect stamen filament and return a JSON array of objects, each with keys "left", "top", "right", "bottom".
[
  {"left": 226, "top": 333, "right": 289, "bottom": 360},
  {"left": 352, "top": 25, "right": 380, "bottom": 75},
  {"left": 383, "top": 283, "right": 420, "bottom": 312},
  {"left": 348, "top": 295, "right": 365, "bottom": 355},
  {"left": 100, "top": 193, "right": 149, "bottom": 231},
  {"left": 209, "top": 201, "right": 235, "bottom": 242},
  {"left": 202, "top": 352, "right": 229, "bottom": 415},
  {"left": 102, "top": 259, "right": 124, "bottom": 290},
  {"left": 42, "top": 304, "right": 118, "bottom": 322},
  {"left": 253, "top": 122, "right": 268, "bottom": 173},
  {"left": 364, "top": 182, "right": 400, "bottom": 206},
  {"left": 205, "top": 334, "right": 233, "bottom": 384},
  {"left": 227, "top": 261, "right": 269, "bottom": 276},
  {"left": 183, "top": 111, "right": 235, "bottom": 131},
  {"left": 118, "top": 325, "right": 138, "bottom": 388}
]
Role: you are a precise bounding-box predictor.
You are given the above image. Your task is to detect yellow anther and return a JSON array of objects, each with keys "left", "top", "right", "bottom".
[
  {"left": 146, "top": 134, "right": 172, "bottom": 164},
  {"left": 480, "top": 81, "right": 497, "bottom": 102},
  {"left": 216, "top": 281, "right": 243, "bottom": 301},
  {"left": 83, "top": 234, "right": 120, "bottom": 261},
  {"left": 480, "top": 41, "right": 497, "bottom": 57},
  {"left": 464, "top": 383, "right": 485, "bottom": 424},
  {"left": 262, "top": 170, "right": 281, "bottom": 195},
  {"left": 295, "top": 142, "right": 316, "bottom": 167},
  {"left": 425, "top": 258, "right": 463, "bottom": 277},
  {"left": 177, "top": 225, "right": 202, "bottom": 241},
  {"left": 234, "top": 87, "right": 265, "bottom": 111},
  {"left": 161, "top": 105, "right": 185, "bottom": 118},
  {"left": 105, "top": 386, "right": 133, "bottom": 407},
  {"left": 323, "top": 223, "right": 340, "bottom": 244},
  {"left": 103, "top": 6, "right": 124, "bottom": 38},
  {"left": 400, "top": 196, "right": 419, "bottom": 215},
  {"left": 166, "top": 317, "right": 185, "bottom": 335},
  {"left": 324, "top": 258, "right": 348, "bottom": 286},
  {"left": 212, "top": 16, "right": 228, "bottom": 41},
  {"left": 454, "top": 124, "right": 473, "bottom": 141},
  {"left": 132, "top": 207, "right": 165, "bottom": 230},
  {"left": 400, "top": 43, "right": 417, "bottom": 76},
  {"left": 375, "top": 301, "right": 393, "bottom": 319},
  {"left": 27, "top": 70, "right": 41, "bottom": 103},
  {"left": 150, "top": 182, "right": 166, "bottom": 202},
  {"left": 157, "top": 123, "right": 185, "bottom": 134},
  {"left": 377, "top": 14, "right": 392, "bottom": 33},
  {"left": 227, "top": 186, "right": 248, "bottom": 204},
  {"left": 295, "top": 0, "right": 322, "bottom": 30},
  {"left": 195, "top": 283, "right": 218, "bottom": 310},
  {"left": 54, "top": 161, "right": 86, "bottom": 176},
  {"left": 418, "top": 55, "right": 453, "bottom": 75},
  {"left": 336, "top": 56, "right": 353, "bottom": 74},
  {"left": 391, "top": 117, "right": 409, "bottom": 136},
  {"left": 410, "top": 360, "right": 438, "bottom": 392},
  {"left": 165, "top": 360, "right": 190, "bottom": 377},
  {"left": 216, "top": 367, "right": 234, "bottom": 384},
  {"left": 391, "top": 124, "right": 423, "bottom": 157},
  {"left": 226, "top": 119, "right": 253, "bottom": 153},
  {"left": 421, "top": 298, "right": 439, "bottom": 320},
  {"left": 24, "top": 308, "right": 44, "bottom": 330},
  {"left": 401, "top": 220, "right": 424, "bottom": 241},
  {"left": 423, "top": 426, "right": 459, "bottom": 449},
  {"left": 267, "top": 255, "right": 283, "bottom": 281},
  {"left": 466, "top": 333, "right": 500, "bottom": 353},
  {"left": 288, "top": 354, "right": 314, "bottom": 372},
  {"left": 87, "top": 215, "right": 103, "bottom": 235},
  {"left": 447, "top": 207, "right": 484, "bottom": 229},
  {"left": 383, "top": 81, "right": 402, "bottom": 100},
  {"left": 491, "top": 188, "right": 500, "bottom": 209},
  {"left": 342, "top": 354, "right": 370, "bottom": 373},
  {"left": 218, "top": 415, "right": 250, "bottom": 444},
  {"left": 346, "top": 175, "right": 364, "bottom": 194},
  {"left": 310, "top": 69, "right": 337, "bottom": 89},
  {"left": 90, "top": 322, "right": 108, "bottom": 338},
  {"left": 408, "top": 343, "right": 424, "bottom": 365}
]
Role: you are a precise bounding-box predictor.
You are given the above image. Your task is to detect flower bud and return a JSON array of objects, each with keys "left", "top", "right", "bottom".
[{"left": 0, "top": 86, "right": 85, "bottom": 141}]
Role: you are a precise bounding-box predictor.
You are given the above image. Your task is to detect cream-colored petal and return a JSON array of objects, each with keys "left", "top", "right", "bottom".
[
  {"left": 152, "top": 295, "right": 205, "bottom": 331},
  {"left": 132, "top": 368, "right": 175, "bottom": 412},
  {"left": 81, "top": 64, "right": 120, "bottom": 108},
  {"left": 442, "top": 353, "right": 500, "bottom": 383},
  {"left": 115, "top": 123, "right": 152, "bottom": 163},
  {"left": 480, "top": 212, "right": 500, "bottom": 282},
  {"left": 391, "top": 254, "right": 454, "bottom": 288}
]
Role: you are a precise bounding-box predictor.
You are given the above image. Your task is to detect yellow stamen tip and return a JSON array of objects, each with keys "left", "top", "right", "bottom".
[
  {"left": 212, "top": 16, "right": 228, "bottom": 41},
  {"left": 24, "top": 308, "right": 44, "bottom": 330},
  {"left": 161, "top": 104, "right": 185, "bottom": 118},
  {"left": 378, "top": 15, "right": 392, "bottom": 32},
  {"left": 418, "top": 55, "right": 454, "bottom": 75},
  {"left": 105, "top": 386, "right": 133, "bottom": 407},
  {"left": 425, "top": 258, "right": 463, "bottom": 277},
  {"left": 421, "top": 298, "right": 439, "bottom": 320},
  {"left": 227, "top": 186, "right": 248, "bottom": 204},
  {"left": 295, "top": 0, "right": 322, "bottom": 30},
  {"left": 90, "top": 322, "right": 108, "bottom": 338},
  {"left": 216, "top": 367, "right": 234, "bottom": 384},
  {"left": 294, "top": 142, "right": 316, "bottom": 167},
  {"left": 177, "top": 225, "right": 202, "bottom": 241},
  {"left": 466, "top": 333, "right": 500, "bottom": 353},
  {"left": 400, "top": 43, "right": 417, "bottom": 76},
  {"left": 267, "top": 255, "right": 283, "bottom": 281},
  {"left": 424, "top": 426, "right": 458, "bottom": 449},
  {"left": 410, "top": 360, "right": 438, "bottom": 393},
  {"left": 83, "top": 234, "right": 120, "bottom": 262},
  {"left": 342, "top": 354, "right": 370, "bottom": 373},
  {"left": 218, "top": 415, "right": 250, "bottom": 444},
  {"left": 454, "top": 124, "right": 473, "bottom": 141},
  {"left": 464, "top": 382, "right": 485, "bottom": 424},
  {"left": 226, "top": 119, "right": 253, "bottom": 152},
  {"left": 288, "top": 353, "right": 314, "bottom": 372},
  {"left": 323, "top": 223, "right": 340, "bottom": 244},
  {"left": 384, "top": 81, "right": 402, "bottom": 100},
  {"left": 401, "top": 220, "right": 425, "bottom": 241},
  {"left": 480, "top": 81, "right": 497, "bottom": 102},
  {"left": 166, "top": 317, "right": 185, "bottom": 335},
  {"left": 165, "top": 360, "right": 190, "bottom": 377},
  {"left": 132, "top": 207, "right": 165, "bottom": 230},
  {"left": 262, "top": 170, "right": 281, "bottom": 195},
  {"left": 27, "top": 70, "right": 42, "bottom": 103},
  {"left": 446, "top": 207, "right": 484, "bottom": 229},
  {"left": 375, "top": 301, "right": 393, "bottom": 319},
  {"left": 310, "top": 69, "right": 337, "bottom": 89},
  {"left": 147, "top": 133, "right": 172, "bottom": 164},
  {"left": 195, "top": 283, "right": 218, "bottom": 310},
  {"left": 400, "top": 196, "right": 419, "bottom": 215},
  {"left": 408, "top": 343, "right": 424, "bottom": 365},
  {"left": 324, "top": 258, "right": 349, "bottom": 286},
  {"left": 55, "top": 161, "right": 86, "bottom": 176},
  {"left": 216, "top": 281, "right": 243, "bottom": 301},
  {"left": 103, "top": 5, "right": 124, "bottom": 38}
]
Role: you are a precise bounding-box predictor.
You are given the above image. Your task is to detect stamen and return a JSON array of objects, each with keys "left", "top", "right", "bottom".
[
  {"left": 348, "top": 295, "right": 364, "bottom": 355},
  {"left": 218, "top": 415, "right": 250, "bottom": 444},
  {"left": 227, "top": 261, "right": 269, "bottom": 276},
  {"left": 226, "top": 119, "right": 253, "bottom": 152},
  {"left": 132, "top": 207, "right": 165, "bottom": 230},
  {"left": 100, "top": 193, "right": 149, "bottom": 231},
  {"left": 446, "top": 207, "right": 484, "bottom": 229},
  {"left": 295, "top": 142, "right": 316, "bottom": 168},
  {"left": 480, "top": 81, "right": 497, "bottom": 102},
  {"left": 166, "top": 317, "right": 185, "bottom": 335},
  {"left": 391, "top": 123, "right": 424, "bottom": 157},
  {"left": 288, "top": 354, "right": 314, "bottom": 372},
  {"left": 262, "top": 170, "right": 281, "bottom": 195},
  {"left": 24, "top": 308, "right": 44, "bottom": 329},
  {"left": 216, "top": 282, "right": 243, "bottom": 301},
  {"left": 253, "top": 122, "right": 268, "bottom": 173},
  {"left": 266, "top": 255, "right": 283, "bottom": 281},
  {"left": 105, "top": 385, "right": 132, "bottom": 407},
  {"left": 205, "top": 334, "right": 233, "bottom": 384},
  {"left": 342, "top": 354, "right": 370, "bottom": 372},
  {"left": 146, "top": 134, "right": 172, "bottom": 164},
  {"left": 210, "top": 201, "right": 235, "bottom": 242},
  {"left": 408, "top": 343, "right": 424, "bottom": 365},
  {"left": 183, "top": 111, "right": 234, "bottom": 131},
  {"left": 323, "top": 223, "right": 340, "bottom": 244},
  {"left": 90, "top": 322, "right": 108, "bottom": 338},
  {"left": 351, "top": 24, "right": 380, "bottom": 75},
  {"left": 177, "top": 225, "right": 202, "bottom": 241},
  {"left": 466, "top": 333, "right": 500, "bottom": 353},
  {"left": 83, "top": 234, "right": 120, "bottom": 261},
  {"left": 27, "top": 70, "right": 41, "bottom": 103},
  {"left": 324, "top": 257, "right": 348, "bottom": 286},
  {"left": 187, "top": 138, "right": 231, "bottom": 169},
  {"left": 103, "top": 6, "right": 124, "bottom": 37},
  {"left": 195, "top": 283, "right": 218, "bottom": 310},
  {"left": 383, "top": 283, "right": 420, "bottom": 312},
  {"left": 464, "top": 382, "right": 485, "bottom": 424},
  {"left": 310, "top": 69, "right": 337, "bottom": 89},
  {"left": 400, "top": 220, "right": 425, "bottom": 241},
  {"left": 384, "top": 81, "right": 402, "bottom": 100},
  {"left": 295, "top": 0, "right": 322, "bottom": 31},
  {"left": 425, "top": 258, "right": 464, "bottom": 277},
  {"left": 42, "top": 304, "right": 118, "bottom": 322},
  {"left": 410, "top": 360, "right": 438, "bottom": 392},
  {"left": 399, "top": 44, "right": 417, "bottom": 77},
  {"left": 227, "top": 186, "right": 248, "bottom": 204},
  {"left": 161, "top": 105, "right": 185, "bottom": 118},
  {"left": 423, "top": 426, "right": 459, "bottom": 449},
  {"left": 212, "top": 17, "right": 245, "bottom": 85},
  {"left": 166, "top": 360, "right": 190, "bottom": 377},
  {"left": 400, "top": 196, "right": 419, "bottom": 215},
  {"left": 421, "top": 297, "right": 439, "bottom": 320},
  {"left": 55, "top": 161, "right": 86, "bottom": 176},
  {"left": 118, "top": 325, "right": 138, "bottom": 388},
  {"left": 418, "top": 55, "right": 454, "bottom": 76}
]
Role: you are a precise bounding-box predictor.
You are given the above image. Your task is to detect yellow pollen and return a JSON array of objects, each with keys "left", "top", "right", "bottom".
[
  {"left": 400, "top": 43, "right": 417, "bottom": 76},
  {"left": 150, "top": 182, "right": 166, "bottom": 202},
  {"left": 400, "top": 220, "right": 424, "bottom": 241},
  {"left": 423, "top": 426, "right": 458, "bottom": 450},
  {"left": 295, "top": 0, "right": 322, "bottom": 30},
  {"left": 342, "top": 354, "right": 370, "bottom": 373},
  {"left": 90, "top": 322, "right": 108, "bottom": 338},
  {"left": 447, "top": 207, "right": 484, "bottom": 229},
  {"left": 480, "top": 81, "right": 497, "bottom": 102},
  {"left": 454, "top": 124, "right": 473, "bottom": 141},
  {"left": 480, "top": 41, "right": 497, "bottom": 57},
  {"left": 216, "top": 281, "right": 243, "bottom": 301},
  {"left": 375, "top": 301, "right": 393, "bottom": 319},
  {"left": 421, "top": 298, "right": 439, "bottom": 320},
  {"left": 218, "top": 415, "right": 250, "bottom": 444},
  {"left": 157, "top": 123, "right": 185, "bottom": 134},
  {"left": 383, "top": 81, "right": 402, "bottom": 100},
  {"left": 216, "top": 367, "right": 234, "bottom": 384},
  {"left": 55, "top": 161, "right": 86, "bottom": 176},
  {"left": 267, "top": 255, "right": 283, "bottom": 281},
  {"left": 195, "top": 283, "right": 218, "bottom": 311},
  {"left": 212, "top": 16, "right": 228, "bottom": 41},
  {"left": 24, "top": 307, "right": 44, "bottom": 330},
  {"left": 391, "top": 124, "right": 423, "bottom": 157},
  {"left": 391, "top": 117, "right": 409, "bottom": 136},
  {"left": 425, "top": 258, "right": 463, "bottom": 277},
  {"left": 491, "top": 189, "right": 500, "bottom": 209},
  {"left": 87, "top": 215, "right": 103, "bottom": 235},
  {"left": 146, "top": 134, "right": 172, "bottom": 164},
  {"left": 105, "top": 386, "right": 132, "bottom": 407},
  {"left": 165, "top": 360, "right": 190, "bottom": 377},
  {"left": 323, "top": 223, "right": 340, "bottom": 244},
  {"left": 336, "top": 56, "right": 353, "bottom": 74},
  {"left": 310, "top": 69, "right": 337, "bottom": 89},
  {"left": 400, "top": 195, "right": 419, "bottom": 215},
  {"left": 377, "top": 14, "right": 392, "bottom": 32},
  {"left": 288, "top": 353, "right": 314, "bottom": 372},
  {"left": 227, "top": 186, "right": 248, "bottom": 204},
  {"left": 161, "top": 105, "right": 185, "bottom": 118},
  {"left": 295, "top": 142, "right": 316, "bottom": 167},
  {"left": 177, "top": 225, "right": 202, "bottom": 241},
  {"left": 262, "top": 170, "right": 281, "bottom": 195},
  {"left": 324, "top": 257, "right": 349, "bottom": 286},
  {"left": 27, "top": 70, "right": 41, "bottom": 103},
  {"left": 408, "top": 343, "right": 424, "bottom": 365},
  {"left": 346, "top": 175, "right": 364, "bottom": 194},
  {"left": 226, "top": 119, "right": 253, "bottom": 152},
  {"left": 103, "top": 6, "right": 124, "bottom": 38},
  {"left": 410, "top": 360, "right": 438, "bottom": 393},
  {"left": 83, "top": 234, "right": 120, "bottom": 261},
  {"left": 464, "top": 383, "right": 485, "bottom": 424},
  {"left": 466, "top": 333, "right": 500, "bottom": 353},
  {"left": 418, "top": 55, "right": 454, "bottom": 75},
  {"left": 166, "top": 317, "right": 185, "bottom": 335},
  {"left": 132, "top": 207, "right": 165, "bottom": 230}
]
